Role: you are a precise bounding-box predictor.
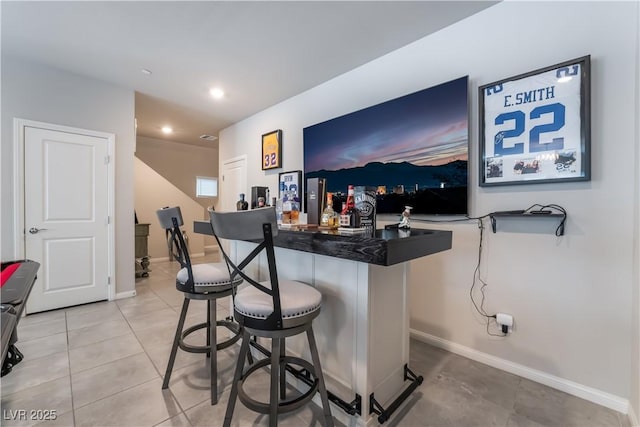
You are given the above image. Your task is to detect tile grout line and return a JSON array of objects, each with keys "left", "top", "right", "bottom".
[
  {"left": 115, "top": 280, "right": 193, "bottom": 425},
  {"left": 142, "top": 259, "right": 229, "bottom": 426},
  {"left": 504, "top": 377, "right": 523, "bottom": 426},
  {"left": 67, "top": 337, "right": 145, "bottom": 377},
  {"left": 64, "top": 284, "right": 184, "bottom": 422},
  {"left": 64, "top": 310, "right": 77, "bottom": 427},
  {"left": 66, "top": 318, "right": 132, "bottom": 352},
  {"left": 60, "top": 300, "right": 170, "bottom": 417}
]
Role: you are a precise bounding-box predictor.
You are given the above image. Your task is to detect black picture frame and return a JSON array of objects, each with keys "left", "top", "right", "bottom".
[
  {"left": 278, "top": 170, "right": 302, "bottom": 209},
  {"left": 479, "top": 56, "right": 591, "bottom": 187},
  {"left": 262, "top": 129, "right": 282, "bottom": 170}
]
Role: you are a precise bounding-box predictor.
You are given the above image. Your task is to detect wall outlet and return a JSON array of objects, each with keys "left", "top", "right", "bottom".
[{"left": 496, "top": 313, "right": 514, "bottom": 333}]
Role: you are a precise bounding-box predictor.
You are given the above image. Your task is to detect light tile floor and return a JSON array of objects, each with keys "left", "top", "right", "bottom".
[{"left": 0, "top": 255, "right": 632, "bottom": 427}]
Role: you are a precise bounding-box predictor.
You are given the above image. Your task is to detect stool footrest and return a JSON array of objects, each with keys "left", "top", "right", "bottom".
[
  {"left": 369, "top": 364, "right": 424, "bottom": 424},
  {"left": 237, "top": 356, "right": 319, "bottom": 415},
  {"left": 249, "top": 339, "right": 362, "bottom": 416},
  {"left": 178, "top": 320, "right": 241, "bottom": 354}
]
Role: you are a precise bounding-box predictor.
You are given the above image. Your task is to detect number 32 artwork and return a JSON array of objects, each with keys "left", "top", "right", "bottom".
[
  {"left": 479, "top": 56, "right": 590, "bottom": 186},
  {"left": 262, "top": 129, "right": 282, "bottom": 170}
]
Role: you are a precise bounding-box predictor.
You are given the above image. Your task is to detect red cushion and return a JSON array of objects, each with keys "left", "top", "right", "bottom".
[{"left": 1, "top": 263, "right": 20, "bottom": 287}]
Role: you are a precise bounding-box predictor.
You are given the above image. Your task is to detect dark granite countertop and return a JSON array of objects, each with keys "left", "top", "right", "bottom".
[{"left": 194, "top": 221, "right": 452, "bottom": 266}]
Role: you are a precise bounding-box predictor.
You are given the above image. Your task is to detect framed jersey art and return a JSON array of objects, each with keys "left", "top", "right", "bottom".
[
  {"left": 479, "top": 56, "right": 590, "bottom": 186},
  {"left": 262, "top": 129, "right": 282, "bottom": 170}
]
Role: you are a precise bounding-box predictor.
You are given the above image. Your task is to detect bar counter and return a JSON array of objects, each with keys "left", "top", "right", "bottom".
[
  {"left": 194, "top": 221, "right": 452, "bottom": 426},
  {"left": 193, "top": 221, "right": 452, "bottom": 266}
]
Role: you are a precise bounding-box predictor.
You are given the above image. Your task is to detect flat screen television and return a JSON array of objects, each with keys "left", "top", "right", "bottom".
[{"left": 304, "top": 76, "right": 469, "bottom": 215}]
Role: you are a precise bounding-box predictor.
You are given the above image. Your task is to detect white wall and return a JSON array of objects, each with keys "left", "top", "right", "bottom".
[
  {"left": 135, "top": 135, "right": 218, "bottom": 211},
  {"left": 1, "top": 55, "right": 136, "bottom": 296},
  {"left": 134, "top": 157, "right": 206, "bottom": 259},
  {"left": 632, "top": 1, "right": 640, "bottom": 423},
  {"left": 219, "top": 0, "right": 639, "bottom": 411},
  {"left": 135, "top": 136, "right": 218, "bottom": 249}
]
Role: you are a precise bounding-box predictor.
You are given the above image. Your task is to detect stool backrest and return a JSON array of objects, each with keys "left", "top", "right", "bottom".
[
  {"left": 209, "top": 207, "right": 284, "bottom": 329},
  {"left": 156, "top": 206, "right": 195, "bottom": 291}
]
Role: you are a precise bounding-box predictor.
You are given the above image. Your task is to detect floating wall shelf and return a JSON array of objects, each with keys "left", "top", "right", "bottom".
[{"left": 489, "top": 212, "right": 566, "bottom": 236}]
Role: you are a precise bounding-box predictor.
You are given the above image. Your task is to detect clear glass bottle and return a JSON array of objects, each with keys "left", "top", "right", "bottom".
[{"left": 320, "top": 192, "right": 338, "bottom": 229}]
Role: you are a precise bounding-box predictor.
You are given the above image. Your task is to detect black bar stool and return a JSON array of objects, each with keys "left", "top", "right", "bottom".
[
  {"left": 156, "top": 206, "right": 242, "bottom": 405},
  {"left": 209, "top": 207, "right": 334, "bottom": 427}
]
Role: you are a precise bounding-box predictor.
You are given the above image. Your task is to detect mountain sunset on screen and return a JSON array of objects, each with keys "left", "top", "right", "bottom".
[{"left": 304, "top": 76, "right": 469, "bottom": 215}]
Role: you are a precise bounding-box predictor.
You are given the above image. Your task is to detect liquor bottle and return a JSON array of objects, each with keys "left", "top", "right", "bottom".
[
  {"left": 275, "top": 198, "right": 283, "bottom": 223},
  {"left": 236, "top": 193, "right": 248, "bottom": 211},
  {"left": 340, "top": 185, "right": 361, "bottom": 228},
  {"left": 320, "top": 192, "right": 338, "bottom": 229}
]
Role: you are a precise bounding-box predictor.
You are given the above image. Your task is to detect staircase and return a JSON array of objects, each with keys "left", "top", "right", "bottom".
[
  {"left": 134, "top": 135, "right": 220, "bottom": 259},
  {"left": 134, "top": 157, "right": 208, "bottom": 260}
]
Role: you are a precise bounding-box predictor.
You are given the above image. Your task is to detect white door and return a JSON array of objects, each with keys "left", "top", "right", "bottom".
[
  {"left": 24, "top": 126, "right": 111, "bottom": 313},
  {"left": 221, "top": 155, "right": 247, "bottom": 212}
]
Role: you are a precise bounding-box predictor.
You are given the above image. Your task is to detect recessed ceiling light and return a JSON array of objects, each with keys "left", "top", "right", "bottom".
[
  {"left": 141, "top": 68, "right": 152, "bottom": 75},
  {"left": 161, "top": 126, "right": 173, "bottom": 134},
  {"left": 209, "top": 87, "right": 225, "bottom": 99}
]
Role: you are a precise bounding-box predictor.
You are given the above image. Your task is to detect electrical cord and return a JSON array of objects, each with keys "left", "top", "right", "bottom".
[
  {"left": 410, "top": 203, "right": 567, "bottom": 336},
  {"left": 473, "top": 218, "right": 506, "bottom": 337},
  {"left": 521, "top": 203, "right": 567, "bottom": 236},
  {"left": 413, "top": 214, "right": 505, "bottom": 336}
]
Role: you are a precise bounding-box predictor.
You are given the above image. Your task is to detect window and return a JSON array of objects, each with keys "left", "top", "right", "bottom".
[{"left": 196, "top": 176, "right": 218, "bottom": 198}]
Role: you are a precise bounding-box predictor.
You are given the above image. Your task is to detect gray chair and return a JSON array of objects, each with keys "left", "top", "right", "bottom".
[
  {"left": 208, "top": 207, "right": 334, "bottom": 427},
  {"left": 156, "top": 206, "right": 242, "bottom": 405}
]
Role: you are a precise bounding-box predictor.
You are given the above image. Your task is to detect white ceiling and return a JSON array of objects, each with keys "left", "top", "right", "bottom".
[{"left": 2, "top": 1, "right": 497, "bottom": 147}]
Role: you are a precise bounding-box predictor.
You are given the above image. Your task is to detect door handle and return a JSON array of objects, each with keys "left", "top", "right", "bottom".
[{"left": 28, "top": 227, "right": 48, "bottom": 234}]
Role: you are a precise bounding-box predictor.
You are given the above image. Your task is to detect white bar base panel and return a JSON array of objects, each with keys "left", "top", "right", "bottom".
[
  {"left": 410, "top": 330, "right": 630, "bottom": 416},
  {"left": 235, "top": 242, "right": 419, "bottom": 427}
]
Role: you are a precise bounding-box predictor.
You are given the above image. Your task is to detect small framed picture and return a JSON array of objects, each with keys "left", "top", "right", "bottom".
[
  {"left": 278, "top": 170, "right": 302, "bottom": 204},
  {"left": 262, "top": 129, "right": 282, "bottom": 170},
  {"left": 479, "top": 56, "right": 591, "bottom": 186}
]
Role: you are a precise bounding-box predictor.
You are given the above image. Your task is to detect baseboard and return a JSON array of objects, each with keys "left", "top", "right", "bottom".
[
  {"left": 114, "top": 290, "right": 136, "bottom": 300},
  {"left": 410, "top": 329, "right": 629, "bottom": 414},
  {"left": 149, "top": 253, "right": 204, "bottom": 262},
  {"left": 629, "top": 405, "right": 639, "bottom": 427}
]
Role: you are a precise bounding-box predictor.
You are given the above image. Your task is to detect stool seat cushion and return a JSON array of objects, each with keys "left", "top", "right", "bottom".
[
  {"left": 177, "top": 263, "right": 239, "bottom": 293},
  {"left": 235, "top": 280, "right": 321, "bottom": 320}
]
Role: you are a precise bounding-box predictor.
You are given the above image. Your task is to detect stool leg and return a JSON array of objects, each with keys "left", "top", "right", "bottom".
[
  {"left": 224, "top": 329, "right": 250, "bottom": 427},
  {"left": 209, "top": 300, "right": 218, "bottom": 405},
  {"left": 247, "top": 336, "right": 255, "bottom": 365},
  {"left": 269, "top": 337, "right": 280, "bottom": 427},
  {"left": 307, "top": 327, "right": 334, "bottom": 427},
  {"left": 206, "top": 301, "right": 211, "bottom": 358},
  {"left": 163, "top": 297, "right": 190, "bottom": 389},
  {"left": 279, "top": 337, "right": 286, "bottom": 400}
]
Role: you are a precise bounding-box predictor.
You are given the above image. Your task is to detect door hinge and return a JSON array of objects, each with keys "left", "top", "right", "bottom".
[
  {"left": 105, "top": 155, "right": 110, "bottom": 164},
  {"left": 107, "top": 276, "right": 111, "bottom": 285},
  {"left": 105, "top": 216, "right": 110, "bottom": 225}
]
